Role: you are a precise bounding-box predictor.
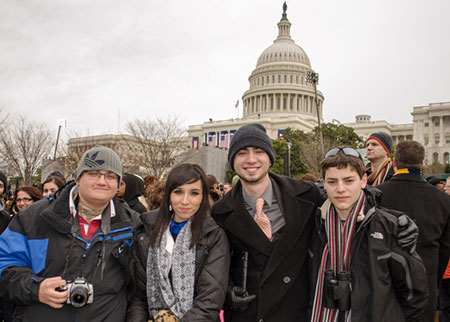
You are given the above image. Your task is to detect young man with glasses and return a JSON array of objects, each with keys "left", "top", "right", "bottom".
[
  {"left": 0, "top": 146, "right": 137, "bottom": 322},
  {"left": 310, "top": 147, "right": 428, "bottom": 322}
]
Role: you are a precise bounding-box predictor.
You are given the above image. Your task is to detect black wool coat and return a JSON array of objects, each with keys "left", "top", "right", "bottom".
[
  {"left": 211, "top": 173, "right": 323, "bottom": 322},
  {"left": 377, "top": 173, "right": 450, "bottom": 322}
]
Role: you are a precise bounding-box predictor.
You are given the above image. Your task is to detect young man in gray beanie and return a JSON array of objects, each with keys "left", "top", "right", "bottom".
[
  {"left": 0, "top": 146, "right": 138, "bottom": 322},
  {"left": 212, "top": 123, "right": 324, "bottom": 321}
]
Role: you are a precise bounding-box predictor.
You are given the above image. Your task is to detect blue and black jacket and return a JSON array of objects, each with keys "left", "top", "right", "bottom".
[{"left": 0, "top": 182, "right": 137, "bottom": 322}]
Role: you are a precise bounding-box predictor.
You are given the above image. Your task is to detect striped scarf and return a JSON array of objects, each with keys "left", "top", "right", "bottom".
[
  {"left": 366, "top": 159, "right": 392, "bottom": 186},
  {"left": 311, "top": 191, "right": 366, "bottom": 322}
]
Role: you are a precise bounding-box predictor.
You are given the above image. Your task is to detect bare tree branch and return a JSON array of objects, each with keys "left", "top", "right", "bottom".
[{"left": 0, "top": 116, "right": 53, "bottom": 184}]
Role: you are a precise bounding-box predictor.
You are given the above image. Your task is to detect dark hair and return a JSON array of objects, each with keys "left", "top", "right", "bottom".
[
  {"left": 149, "top": 163, "right": 209, "bottom": 249},
  {"left": 395, "top": 140, "right": 424, "bottom": 169},
  {"left": 147, "top": 180, "right": 166, "bottom": 211},
  {"left": 17, "top": 186, "right": 43, "bottom": 202},
  {"left": 206, "top": 174, "right": 218, "bottom": 190},
  {"left": 301, "top": 173, "right": 318, "bottom": 182},
  {"left": 321, "top": 150, "right": 365, "bottom": 179},
  {"left": 43, "top": 176, "right": 65, "bottom": 190}
]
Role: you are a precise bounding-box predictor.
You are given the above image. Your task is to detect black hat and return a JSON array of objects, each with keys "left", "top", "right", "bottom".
[
  {"left": 228, "top": 123, "right": 275, "bottom": 170},
  {"left": 366, "top": 132, "right": 393, "bottom": 154},
  {"left": 426, "top": 176, "right": 445, "bottom": 186}
]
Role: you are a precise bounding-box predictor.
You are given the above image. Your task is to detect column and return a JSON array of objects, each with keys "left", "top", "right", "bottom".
[
  {"left": 429, "top": 116, "right": 433, "bottom": 146},
  {"left": 280, "top": 94, "right": 284, "bottom": 110},
  {"left": 440, "top": 116, "right": 444, "bottom": 147},
  {"left": 266, "top": 95, "right": 269, "bottom": 112}
]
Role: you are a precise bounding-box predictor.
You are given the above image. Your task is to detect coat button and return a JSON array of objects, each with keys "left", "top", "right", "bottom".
[{"left": 283, "top": 276, "right": 291, "bottom": 284}]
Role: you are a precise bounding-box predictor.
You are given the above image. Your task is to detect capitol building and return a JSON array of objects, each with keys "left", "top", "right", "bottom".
[
  {"left": 187, "top": 4, "right": 324, "bottom": 148},
  {"left": 188, "top": 3, "right": 450, "bottom": 173}
]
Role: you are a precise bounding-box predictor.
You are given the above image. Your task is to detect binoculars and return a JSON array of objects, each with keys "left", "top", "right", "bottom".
[{"left": 323, "top": 270, "right": 351, "bottom": 311}]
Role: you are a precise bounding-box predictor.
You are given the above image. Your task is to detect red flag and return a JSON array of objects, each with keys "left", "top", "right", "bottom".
[{"left": 235, "top": 100, "right": 239, "bottom": 108}]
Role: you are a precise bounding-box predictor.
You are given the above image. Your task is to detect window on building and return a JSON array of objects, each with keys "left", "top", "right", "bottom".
[
  {"left": 424, "top": 136, "right": 429, "bottom": 145},
  {"left": 424, "top": 122, "right": 429, "bottom": 127},
  {"left": 446, "top": 136, "right": 450, "bottom": 144},
  {"left": 284, "top": 75, "right": 287, "bottom": 83},
  {"left": 278, "top": 75, "right": 281, "bottom": 83},
  {"left": 435, "top": 136, "right": 440, "bottom": 144},
  {"left": 272, "top": 75, "right": 275, "bottom": 83},
  {"left": 435, "top": 121, "right": 440, "bottom": 127}
]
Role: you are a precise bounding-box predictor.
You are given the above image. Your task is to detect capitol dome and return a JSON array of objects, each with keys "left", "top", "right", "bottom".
[{"left": 242, "top": 3, "right": 324, "bottom": 132}]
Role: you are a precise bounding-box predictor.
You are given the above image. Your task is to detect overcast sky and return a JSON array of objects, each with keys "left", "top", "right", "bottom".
[{"left": 1, "top": 0, "right": 449, "bottom": 139}]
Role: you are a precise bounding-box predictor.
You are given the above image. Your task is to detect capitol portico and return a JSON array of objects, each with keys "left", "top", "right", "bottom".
[{"left": 188, "top": 3, "right": 324, "bottom": 149}]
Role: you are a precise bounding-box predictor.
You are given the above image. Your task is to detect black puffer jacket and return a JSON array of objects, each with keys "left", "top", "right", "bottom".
[
  {"left": 126, "top": 210, "right": 230, "bottom": 322},
  {"left": 0, "top": 182, "right": 138, "bottom": 322},
  {"left": 310, "top": 188, "right": 429, "bottom": 322}
]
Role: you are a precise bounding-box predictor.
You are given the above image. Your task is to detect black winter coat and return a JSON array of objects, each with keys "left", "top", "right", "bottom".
[
  {"left": 311, "top": 188, "right": 429, "bottom": 322},
  {"left": 0, "top": 182, "right": 137, "bottom": 322},
  {"left": 377, "top": 173, "right": 450, "bottom": 322},
  {"left": 211, "top": 173, "right": 323, "bottom": 322},
  {"left": 126, "top": 210, "right": 230, "bottom": 322}
]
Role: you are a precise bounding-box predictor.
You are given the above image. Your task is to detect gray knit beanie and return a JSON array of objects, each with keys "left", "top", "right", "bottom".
[
  {"left": 75, "top": 146, "right": 122, "bottom": 183},
  {"left": 228, "top": 123, "right": 275, "bottom": 170},
  {"left": 366, "top": 132, "right": 393, "bottom": 154}
]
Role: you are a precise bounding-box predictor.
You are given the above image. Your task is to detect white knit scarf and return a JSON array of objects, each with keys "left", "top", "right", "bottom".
[{"left": 147, "top": 219, "right": 196, "bottom": 318}]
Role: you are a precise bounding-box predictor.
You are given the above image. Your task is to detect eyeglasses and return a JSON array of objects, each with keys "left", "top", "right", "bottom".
[
  {"left": 325, "top": 147, "right": 362, "bottom": 160},
  {"left": 85, "top": 171, "right": 119, "bottom": 182},
  {"left": 16, "top": 197, "right": 33, "bottom": 203}
]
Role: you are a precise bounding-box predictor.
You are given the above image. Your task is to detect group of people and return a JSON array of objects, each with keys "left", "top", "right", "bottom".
[{"left": 0, "top": 124, "right": 448, "bottom": 322}]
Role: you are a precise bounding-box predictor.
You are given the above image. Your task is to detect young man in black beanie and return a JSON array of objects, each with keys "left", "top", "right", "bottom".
[
  {"left": 365, "top": 131, "right": 395, "bottom": 185},
  {"left": 212, "top": 124, "right": 420, "bottom": 322},
  {"left": 212, "top": 123, "right": 324, "bottom": 321}
]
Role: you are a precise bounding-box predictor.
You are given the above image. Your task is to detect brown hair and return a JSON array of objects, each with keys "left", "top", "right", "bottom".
[
  {"left": 394, "top": 140, "right": 424, "bottom": 169},
  {"left": 301, "top": 173, "right": 318, "bottom": 182},
  {"left": 147, "top": 180, "right": 166, "bottom": 211},
  {"left": 149, "top": 163, "right": 209, "bottom": 249},
  {"left": 43, "top": 176, "right": 65, "bottom": 190},
  {"left": 321, "top": 150, "right": 365, "bottom": 179},
  {"left": 17, "top": 186, "right": 43, "bottom": 202}
]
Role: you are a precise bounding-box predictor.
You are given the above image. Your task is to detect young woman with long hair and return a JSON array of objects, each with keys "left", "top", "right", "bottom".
[{"left": 127, "top": 163, "right": 229, "bottom": 322}]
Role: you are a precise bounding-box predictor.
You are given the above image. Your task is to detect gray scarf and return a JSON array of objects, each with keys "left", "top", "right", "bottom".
[{"left": 147, "top": 219, "right": 196, "bottom": 318}]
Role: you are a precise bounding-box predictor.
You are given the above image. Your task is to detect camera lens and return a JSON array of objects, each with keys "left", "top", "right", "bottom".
[{"left": 70, "top": 287, "right": 88, "bottom": 308}]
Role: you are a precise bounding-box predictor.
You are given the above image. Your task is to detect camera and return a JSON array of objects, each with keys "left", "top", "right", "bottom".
[
  {"left": 58, "top": 277, "right": 94, "bottom": 308},
  {"left": 323, "top": 270, "right": 351, "bottom": 311}
]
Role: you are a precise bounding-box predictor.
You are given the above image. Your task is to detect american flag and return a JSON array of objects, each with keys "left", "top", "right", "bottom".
[
  {"left": 208, "top": 132, "right": 216, "bottom": 147},
  {"left": 220, "top": 131, "right": 229, "bottom": 149},
  {"left": 230, "top": 130, "right": 236, "bottom": 142},
  {"left": 192, "top": 136, "right": 199, "bottom": 149},
  {"left": 277, "top": 129, "right": 285, "bottom": 139},
  {"left": 235, "top": 100, "right": 239, "bottom": 108}
]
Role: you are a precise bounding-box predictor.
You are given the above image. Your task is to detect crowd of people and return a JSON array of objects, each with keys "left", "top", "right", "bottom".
[{"left": 0, "top": 124, "right": 449, "bottom": 322}]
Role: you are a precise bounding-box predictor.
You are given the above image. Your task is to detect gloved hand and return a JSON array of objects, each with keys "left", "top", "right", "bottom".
[
  {"left": 153, "top": 310, "right": 179, "bottom": 322},
  {"left": 226, "top": 286, "right": 256, "bottom": 312},
  {"left": 397, "top": 214, "right": 419, "bottom": 254}
]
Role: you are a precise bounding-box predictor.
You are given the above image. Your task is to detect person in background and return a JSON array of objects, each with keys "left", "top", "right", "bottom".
[
  {"left": 14, "top": 186, "right": 43, "bottom": 212},
  {"left": 147, "top": 180, "right": 166, "bottom": 211},
  {"left": 440, "top": 260, "right": 450, "bottom": 322},
  {"left": 426, "top": 176, "right": 446, "bottom": 191},
  {"left": 0, "top": 171, "right": 9, "bottom": 233},
  {"left": 365, "top": 132, "right": 395, "bottom": 185},
  {"left": 127, "top": 163, "right": 229, "bottom": 322},
  {"left": 42, "top": 176, "right": 65, "bottom": 197},
  {"left": 118, "top": 173, "right": 148, "bottom": 214},
  {"left": 223, "top": 183, "right": 232, "bottom": 195},
  {"left": 377, "top": 140, "right": 450, "bottom": 322},
  {"left": 445, "top": 179, "right": 450, "bottom": 195}
]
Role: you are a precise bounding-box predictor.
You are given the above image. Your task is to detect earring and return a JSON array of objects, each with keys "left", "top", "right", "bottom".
[{"left": 169, "top": 203, "right": 173, "bottom": 212}]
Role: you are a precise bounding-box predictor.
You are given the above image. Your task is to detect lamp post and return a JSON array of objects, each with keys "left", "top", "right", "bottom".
[
  {"left": 306, "top": 71, "right": 324, "bottom": 158},
  {"left": 53, "top": 119, "right": 67, "bottom": 160}
]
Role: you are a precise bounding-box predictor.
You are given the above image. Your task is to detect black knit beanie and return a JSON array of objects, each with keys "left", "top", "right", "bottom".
[
  {"left": 228, "top": 123, "right": 275, "bottom": 170},
  {"left": 366, "top": 132, "right": 393, "bottom": 154}
]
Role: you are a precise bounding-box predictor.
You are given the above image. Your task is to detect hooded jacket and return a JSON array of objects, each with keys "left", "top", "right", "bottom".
[{"left": 0, "top": 182, "right": 137, "bottom": 322}]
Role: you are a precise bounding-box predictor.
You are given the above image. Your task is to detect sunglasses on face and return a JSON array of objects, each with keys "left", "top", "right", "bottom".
[{"left": 325, "top": 147, "right": 363, "bottom": 160}]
